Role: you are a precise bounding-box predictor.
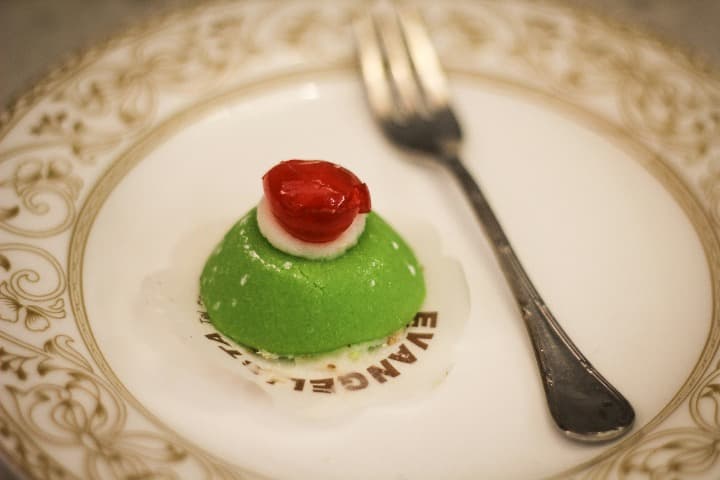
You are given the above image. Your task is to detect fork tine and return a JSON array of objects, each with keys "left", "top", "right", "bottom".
[
  {"left": 374, "top": 10, "right": 426, "bottom": 117},
  {"left": 354, "top": 16, "right": 394, "bottom": 119},
  {"left": 396, "top": 6, "right": 450, "bottom": 111}
]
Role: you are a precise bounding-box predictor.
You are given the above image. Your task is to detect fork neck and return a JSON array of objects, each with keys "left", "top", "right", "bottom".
[
  {"left": 436, "top": 144, "right": 513, "bottom": 252},
  {"left": 436, "top": 139, "right": 461, "bottom": 160}
]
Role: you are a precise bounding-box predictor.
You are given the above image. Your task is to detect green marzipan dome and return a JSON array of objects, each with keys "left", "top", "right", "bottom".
[{"left": 200, "top": 209, "right": 425, "bottom": 356}]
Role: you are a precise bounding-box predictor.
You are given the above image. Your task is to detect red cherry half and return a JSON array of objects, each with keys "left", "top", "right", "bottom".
[{"left": 262, "top": 160, "right": 371, "bottom": 243}]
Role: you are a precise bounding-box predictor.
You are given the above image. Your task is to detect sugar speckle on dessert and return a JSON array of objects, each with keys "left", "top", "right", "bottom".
[
  {"left": 258, "top": 350, "right": 279, "bottom": 360},
  {"left": 199, "top": 160, "right": 426, "bottom": 357},
  {"left": 245, "top": 249, "right": 282, "bottom": 272}
]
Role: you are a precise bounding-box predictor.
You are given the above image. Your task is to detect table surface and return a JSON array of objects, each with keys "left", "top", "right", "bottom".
[{"left": 1, "top": 1, "right": 719, "bottom": 479}]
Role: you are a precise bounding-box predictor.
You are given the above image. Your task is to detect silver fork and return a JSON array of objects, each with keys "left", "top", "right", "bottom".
[{"left": 355, "top": 7, "right": 635, "bottom": 442}]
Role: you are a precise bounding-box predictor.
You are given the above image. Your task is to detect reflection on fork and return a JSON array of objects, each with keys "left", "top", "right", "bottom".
[{"left": 354, "top": 5, "right": 635, "bottom": 442}]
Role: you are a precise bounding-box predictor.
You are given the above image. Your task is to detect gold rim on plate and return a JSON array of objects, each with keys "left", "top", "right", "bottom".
[{"left": 1, "top": 1, "right": 720, "bottom": 479}]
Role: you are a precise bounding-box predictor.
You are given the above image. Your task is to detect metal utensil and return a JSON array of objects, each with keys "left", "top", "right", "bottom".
[{"left": 354, "top": 7, "right": 635, "bottom": 442}]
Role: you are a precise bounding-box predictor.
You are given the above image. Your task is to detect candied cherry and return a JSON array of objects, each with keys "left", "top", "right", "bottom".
[{"left": 262, "top": 160, "right": 371, "bottom": 243}]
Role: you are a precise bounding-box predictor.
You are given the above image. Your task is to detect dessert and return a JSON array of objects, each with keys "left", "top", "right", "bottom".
[{"left": 200, "top": 160, "right": 425, "bottom": 357}]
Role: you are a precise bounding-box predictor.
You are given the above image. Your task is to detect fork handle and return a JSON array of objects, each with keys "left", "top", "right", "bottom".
[{"left": 442, "top": 152, "right": 635, "bottom": 442}]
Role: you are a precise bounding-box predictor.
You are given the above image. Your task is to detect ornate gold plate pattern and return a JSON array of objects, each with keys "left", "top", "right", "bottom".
[{"left": 1, "top": 1, "right": 720, "bottom": 478}]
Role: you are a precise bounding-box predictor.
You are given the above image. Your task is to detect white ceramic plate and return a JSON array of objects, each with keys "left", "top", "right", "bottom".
[{"left": 1, "top": 1, "right": 720, "bottom": 479}]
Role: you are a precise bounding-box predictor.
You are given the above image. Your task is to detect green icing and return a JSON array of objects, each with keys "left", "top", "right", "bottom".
[{"left": 199, "top": 209, "right": 425, "bottom": 356}]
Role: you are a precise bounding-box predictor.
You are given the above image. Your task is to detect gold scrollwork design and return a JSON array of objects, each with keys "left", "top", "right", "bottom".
[
  {"left": 434, "top": 2, "right": 637, "bottom": 94},
  {"left": 0, "top": 0, "right": 719, "bottom": 478},
  {"left": 579, "top": 360, "right": 720, "bottom": 479},
  {"left": 0, "top": 244, "right": 66, "bottom": 332},
  {"left": 618, "top": 429, "right": 720, "bottom": 478},
  {"left": 701, "top": 160, "right": 720, "bottom": 229},
  {"left": 513, "top": 12, "right": 637, "bottom": 93},
  {"left": 1, "top": 334, "right": 243, "bottom": 480},
  {"left": 422, "top": 2, "right": 512, "bottom": 63},
  {"left": 0, "top": 413, "right": 72, "bottom": 480},
  {"left": 619, "top": 68, "right": 720, "bottom": 166},
  {"left": 0, "top": 156, "right": 82, "bottom": 237},
  {"left": 257, "top": 1, "right": 360, "bottom": 55},
  {"left": 35, "top": 9, "right": 261, "bottom": 165}
]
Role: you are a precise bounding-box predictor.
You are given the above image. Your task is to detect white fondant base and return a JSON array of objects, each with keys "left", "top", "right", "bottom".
[{"left": 256, "top": 195, "right": 367, "bottom": 259}]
